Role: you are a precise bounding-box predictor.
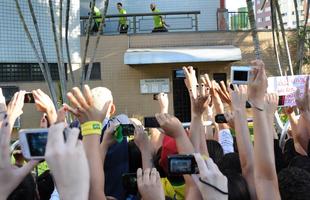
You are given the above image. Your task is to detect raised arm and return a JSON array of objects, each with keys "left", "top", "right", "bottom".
[
  {"left": 67, "top": 85, "right": 109, "bottom": 200},
  {"left": 45, "top": 123, "right": 90, "bottom": 200},
  {"left": 229, "top": 85, "right": 257, "bottom": 200},
  {"left": 248, "top": 60, "right": 280, "bottom": 200},
  {"left": 183, "top": 67, "right": 209, "bottom": 154},
  {"left": 134, "top": 124, "right": 154, "bottom": 169},
  {"left": 0, "top": 91, "right": 37, "bottom": 200},
  {"left": 32, "top": 89, "right": 58, "bottom": 125}
]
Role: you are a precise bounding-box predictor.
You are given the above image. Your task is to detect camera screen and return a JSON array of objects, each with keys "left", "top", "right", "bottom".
[
  {"left": 234, "top": 71, "right": 248, "bottom": 81},
  {"left": 170, "top": 159, "right": 192, "bottom": 173},
  {"left": 26, "top": 132, "right": 48, "bottom": 156}
]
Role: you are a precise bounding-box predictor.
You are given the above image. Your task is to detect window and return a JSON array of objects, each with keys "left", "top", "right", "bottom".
[
  {"left": 257, "top": 18, "right": 262, "bottom": 22},
  {"left": 266, "top": 16, "right": 271, "bottom": 21},
  {"left": 0, "top": 63, "right": 61, "bottom": 82},
  {"left": 265, "top": 7, "right": 271, "bottom": 12},
  {"left": 1, "top": 86, "right": 19, "bottom": 104},
  {"left": 83, "top": 62, "right": 101, "bottom": 80}
]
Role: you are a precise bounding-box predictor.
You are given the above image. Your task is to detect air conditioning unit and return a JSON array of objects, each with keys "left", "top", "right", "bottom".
[{"left": 13, "top": 117, "right": 21, "bottom": 128}]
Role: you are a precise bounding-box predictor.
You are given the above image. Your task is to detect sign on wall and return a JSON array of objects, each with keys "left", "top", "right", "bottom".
[
  {"left": 267, "top": 75, "right": 309, "bottom": 107},
  {"left": 140, "top": 79, "right": 170, "bottom": 94}
]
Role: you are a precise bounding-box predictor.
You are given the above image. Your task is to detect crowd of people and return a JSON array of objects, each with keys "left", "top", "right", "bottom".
[{"left": 0, "top": 60, "right": 310, "bottom": 200}]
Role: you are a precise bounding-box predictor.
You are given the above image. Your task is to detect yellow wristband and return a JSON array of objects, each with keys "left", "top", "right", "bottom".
[
  {"left": 81, "top": 121, "right": 102, "bottom": 136},
  {"left": 202, "top": 155, "right": 209, "bottom": 161}
]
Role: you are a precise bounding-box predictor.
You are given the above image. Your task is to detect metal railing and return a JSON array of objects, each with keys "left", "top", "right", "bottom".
[
  {"left": 217, "top": 10, "right": 250, "bottom": 31},
  {"left": 80, "top": 11, "right": 200, "bottom": 35}
]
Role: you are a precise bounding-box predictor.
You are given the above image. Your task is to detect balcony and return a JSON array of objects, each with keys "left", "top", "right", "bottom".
[
  {"left": 80, "top": 11, "right": 200, "bottom": 35},
  {"left": 80, "top": 10, "right": 251, "bottom": 35}
]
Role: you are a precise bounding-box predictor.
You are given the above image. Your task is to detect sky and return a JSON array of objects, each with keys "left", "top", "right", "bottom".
[{"left": 226, "top": 0, "right": 247, "bottom": 12}]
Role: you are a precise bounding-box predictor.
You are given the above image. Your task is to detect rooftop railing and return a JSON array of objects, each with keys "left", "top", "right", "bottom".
[
  {"left": 217, "top": 10, "right": 250, "bottom": 31},
  {"left": 80, "top": 11, "right": 200, "bottom": 35}
]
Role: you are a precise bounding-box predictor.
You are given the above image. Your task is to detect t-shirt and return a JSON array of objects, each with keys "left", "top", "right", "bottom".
[
  {"left": 160, "top": 178, "right": 185, "bottom": 200},
  {"left": 94, "top": 6, "right": 102, "bottom": 23},
  {"left": 119, "top": 8, "right": 127, "bottom": 25},
  {"left": 218, "top": 129, "right": 234, "bottom": 154},
  {"left": 153, "top": 9, "right": 163, "bottom": 28}
]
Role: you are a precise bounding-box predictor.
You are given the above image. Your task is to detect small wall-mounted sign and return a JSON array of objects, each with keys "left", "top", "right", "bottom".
[{"left": 140, "top": 79, "right": 170, "bottom": 94}]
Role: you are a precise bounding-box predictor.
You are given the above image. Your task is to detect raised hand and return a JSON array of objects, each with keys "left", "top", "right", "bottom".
[
  {"left": 101, "top": 121, "right": 119, "bottom": 150},
  {"left": 32, "top": 89, "right": 57, "bottom": 124},
  {"left": 265, "top": 93, "right": 279, "bottom": 117},
  {"left": 190, "top": 83, "right": 211, "bottom": 117},
  {"left": 155, "top": 113, "right": 184, "bottom": 139},
  {"left": 40, "top": 114, "right": 48, "bottom": 128},
  {"left": 0, "top": 113, "right": 37, "bottom": 199},
  {"left": 45, "top": 123, "right": 90, "bottom": 200},
  {"left": 192, "top": 153, "right": 228, "bottom": 200},
  {"left": 217, "top": 81, "right": 232, "bottom": 105},
  {"left": 67, "top": 85, "right": 111, "bottom": 123},
  {"left": 6, "top": 91, "right": 26, "bottom": 124},
  {"left": 183, "top": 66, "right": 198, "bottom": 97},
  {"left": 134, "top": 124, "right": 150, "bottom": 151},
  {"left": 137, "top": 168, "right": 165, "bottom": 200},
  {"left": 248, "top": 60, "right": 268, "bottom": 110},
  {"left": 229, "top": 84, "right": 247, "bottom": 111},
  {"left": 157, "top": 93, "right": 169, "bottom": 113}
]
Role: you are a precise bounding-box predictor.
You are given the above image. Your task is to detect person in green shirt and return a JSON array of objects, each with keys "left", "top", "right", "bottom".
[
  {"left": 89, "top": 3, "right": 102, "bottom": 33},
  {"left": 117, "top": 2, "right": 128, "bottom": 34},
  {"left": 150, "top": 3, "right": 168, "bottom": 32}
]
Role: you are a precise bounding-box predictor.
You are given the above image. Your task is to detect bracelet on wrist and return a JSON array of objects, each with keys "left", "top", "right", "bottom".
[
  {"left": 199, "top": 177, "right": 228, "bottom": 195},
  {"left": 248, "top": 100, "right": 264, "bottom": 111},
  {"left": 81, "top": 121, "right": 102, "bottom": 136}
]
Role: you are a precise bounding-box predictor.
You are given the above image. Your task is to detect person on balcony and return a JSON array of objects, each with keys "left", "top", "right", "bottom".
[
  {"left": 89, "top": 2, "right": 102, "bottom": 33},
  {"left": 117, "top": 2, "right": 128, "bottom": 34},
  {"left": 150, "top": 3, "right": 168, "bottom": 32}
]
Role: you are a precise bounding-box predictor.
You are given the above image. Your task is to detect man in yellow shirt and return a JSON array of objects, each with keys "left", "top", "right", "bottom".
[
  {"left": 117, "top": 2, "right": 128, "bottom": 34},
  {"left": 89, "top": 3, "right": 102, "bottom": 33},
  {"left": 150, "top": 3, "right": 168, "bottom": 32}
]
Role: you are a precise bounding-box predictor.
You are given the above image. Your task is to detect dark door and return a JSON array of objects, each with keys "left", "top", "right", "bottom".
[{"left": 172, "top": 69, "right": 192, "bottom": 123}]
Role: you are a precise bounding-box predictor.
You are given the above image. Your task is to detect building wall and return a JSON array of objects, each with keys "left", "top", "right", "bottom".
[
  {"left": 80, "top": 0, "right": 220, "bottom": 31},
  {"left": 256, "top": 0, "right": 272, "bottom": 29},
  {"left": 0, "top": 0, "right": 80, "bottom": 64},
  {"left": 255, "top": 0, "right": 309, "bottom": 29}
]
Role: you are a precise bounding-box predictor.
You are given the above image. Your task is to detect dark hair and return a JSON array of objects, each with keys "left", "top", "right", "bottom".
[
  {"left": 117, "top": 2, "right": 122, "bottom": 6},
  {"left": 227, "top": 173, "right": 251, "bottom": 200},
  {"left": 206, "top": 140, "right": 224, "bottom": 165},
  {"left": 289, "top": 155, "right": 310, "bottom": 173},
  {"left": 274, "top": 139, "right": 285, "bottom": 173},
  {"left": 154, "top": 147, "right": 167, "bottom": 177},
  {"left": 127, "top": 141, "right": 142, "bottom": 173},
  {"left": 219, "top": 152, "right": 241, "bottom": 175},
  {"left": 36, "top": 170, "right": 54, "bottom": 200},
  {"left": 278, "top": 167, "right": 310, "bottom": 200},
  {"left": 7, "top": 173, "right": 37, "bottom": 200},
  {"left": 283, "top": 138, "right": 301, "bottom": 167}
]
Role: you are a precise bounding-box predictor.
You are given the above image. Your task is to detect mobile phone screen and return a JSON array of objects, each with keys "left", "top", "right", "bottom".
[
  {"left": 26, "top": 132, "right": 48, "bottom": 157},
  {"left": 24, "top": 93, "right": 35, "bottom": 103},
  {"left": 144, "top": 117, "right": 160, "bottom": 128},
  {"left": 215, "top": 114, "right": 227, "bottom": 123},
  {"left": 168, "top": 155, "right": 198, "bottom": 175},
  {"left": 233, "top": 71, "right": 248, "bottom": 81}
]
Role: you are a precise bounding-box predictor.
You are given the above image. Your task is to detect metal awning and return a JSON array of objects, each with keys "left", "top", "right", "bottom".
[{"left": 124, "top": 45, "right": 242, "bottom": 65}]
